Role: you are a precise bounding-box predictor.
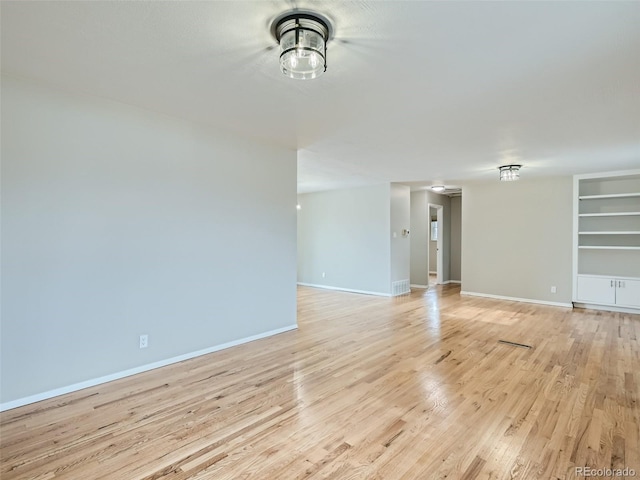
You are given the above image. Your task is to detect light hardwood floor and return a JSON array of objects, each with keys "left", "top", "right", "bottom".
[{"left": 1, "top": 285, "right": 639, "bottom": 479}]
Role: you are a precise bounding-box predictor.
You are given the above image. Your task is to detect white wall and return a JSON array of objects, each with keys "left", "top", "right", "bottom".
[
  {"left": 297, "top": 184, "right": 391, "bottom": 295},
  {"left": 461, "top": 177, "right": 573, "bottom": 304},
  {"left": 390, "top": 183, "right": 411, "bottom": 286},
  {"left": 0, "top": 76, "right": 297, "bottom": 406}
]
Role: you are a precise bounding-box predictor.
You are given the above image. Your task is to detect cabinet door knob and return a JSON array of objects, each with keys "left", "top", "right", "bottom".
[{"left": 611, "top": 280, "right": 615, "bottom": 288}]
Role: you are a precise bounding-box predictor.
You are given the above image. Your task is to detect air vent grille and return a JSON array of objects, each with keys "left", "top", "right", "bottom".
[{"left": 392, "top": 280, "right": 410, "bottom": 296}]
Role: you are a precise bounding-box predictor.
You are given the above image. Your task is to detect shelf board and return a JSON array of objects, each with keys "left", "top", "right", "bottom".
[
  {"left": 579, "top": 212, "right": 640, "bottom": 217},
  {"left": 579, "top": 231, "right": 640, "bottom": 235},
  {"left": 579, "top": 193, "right": 640, "bottom": 200},
  {"left": 577, "top": 273, "right": 640, "bottom": 281},
  {"left": 578, "top": 246, "right": 640, "bottom": 250}
]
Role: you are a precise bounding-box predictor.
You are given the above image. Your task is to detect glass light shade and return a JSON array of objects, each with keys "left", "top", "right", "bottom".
[
  {"left": 275, "top": 14, "right": 328, "bottom": 80},
  {"left": 431, "top": 185, "right": 446, "bottom": 192},
  {"left": 499, "top": 165, "right": 522, "bottom": 181}
]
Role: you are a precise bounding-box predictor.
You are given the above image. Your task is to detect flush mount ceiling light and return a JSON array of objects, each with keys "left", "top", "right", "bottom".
[
  {"left": 431, "top": 185, "right": 446, "bottom": 192},
  {"left": 499, "top": 164, "right": 522, "bottom": 181},
  {"left": 272, "top": 11, "right": 332, "bottom": 80}
]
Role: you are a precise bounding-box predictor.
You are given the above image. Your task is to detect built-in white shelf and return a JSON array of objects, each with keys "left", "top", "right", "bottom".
[
  {"left": 578, "top": 231, "right": 640, "bottom": 235},
  {"left": 579, "top": 212, "right": 640, "bottom": 217},
  {"left": 574, "top": 170, "right": 640, "bottom": 311},
  {"left": 578, "top": 246, "right": 640, "bottom": 250},
  {"left": 579, "top": 193, "right": 640, "bottom": 200}
]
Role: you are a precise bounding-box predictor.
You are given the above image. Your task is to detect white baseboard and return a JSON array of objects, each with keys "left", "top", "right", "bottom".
[
  {"left": 460, "top": 291, "right": 573, "bottom": 308},
  {"left": 0, "top": 324, "right": 298, "bottom": 412},
  {"left": 297, "top": 282, "right": 392, "bottom": 297},
  {"left": 573, "top": 302, "right": 640, "bottom": 315},
  {"left": 411, "top": 281, "right": 459, "bottom": 287}
]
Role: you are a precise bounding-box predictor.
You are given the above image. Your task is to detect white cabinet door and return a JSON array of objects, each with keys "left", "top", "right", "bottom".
[
  {"left": 577, "top": 276, "right": 616, "bottom": 304},
  {"left": 615, "top": 279, "right": 640, "bottom": 308}
]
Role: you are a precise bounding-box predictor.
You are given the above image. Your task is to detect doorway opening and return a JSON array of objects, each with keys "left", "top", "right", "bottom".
[{"left": 428, "top": 204, "right": 443, "bottom": 286}]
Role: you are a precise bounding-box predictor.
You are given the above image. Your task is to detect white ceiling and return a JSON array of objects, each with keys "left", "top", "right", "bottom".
[{"left": 2, "top": 1, "right": 639, "bottom": 193}]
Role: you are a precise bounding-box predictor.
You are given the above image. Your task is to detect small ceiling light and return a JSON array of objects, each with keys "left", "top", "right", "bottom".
[
  {"left": 296, "top": 204, "right": 302, "bottom": 210},
  {"left": 499, "top": 164, "right": 522, "bottom": 181},
  {"left": 431, "top": 185, "right": 446, "bottom": 192},
  {"left": 272, "top": 11, "right": 331, "bottom": 80}
]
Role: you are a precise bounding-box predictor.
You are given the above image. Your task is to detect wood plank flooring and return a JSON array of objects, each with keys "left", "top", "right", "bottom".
[{"left": 1, "top": 285, "right": 639, "bottom": 479}]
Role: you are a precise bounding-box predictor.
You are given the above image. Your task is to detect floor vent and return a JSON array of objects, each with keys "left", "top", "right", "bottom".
[
  {"left": 498, "top": 340, "right": 533, "bottom": 349},
  {"left": 392, "top": 280, "right": 410, "bottom": 296}
]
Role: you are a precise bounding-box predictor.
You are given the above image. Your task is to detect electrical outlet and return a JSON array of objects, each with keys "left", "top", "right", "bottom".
[
  {"left": 550, "top": 286, "right": 557, "bottom": 294},
  {"left": 322, "top": 272, "right": 326, "bottom": 278},
  {"left": 139, "top": 334, "right": 148, "bottom": 349}
]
